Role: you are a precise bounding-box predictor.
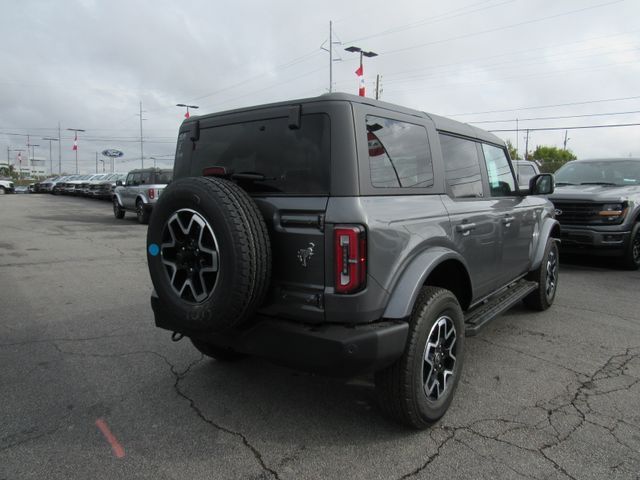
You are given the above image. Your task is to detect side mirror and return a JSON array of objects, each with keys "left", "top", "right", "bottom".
[
  {"left": 529, "top": 173, "right": 554, "bottom": 195},
  {"left": 116, "top": 180, "right": 123, "bottom": 187}
]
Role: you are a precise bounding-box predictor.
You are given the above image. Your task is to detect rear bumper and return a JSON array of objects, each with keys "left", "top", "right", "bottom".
[
  {"left": 559, "top": 225, "right": 630, "bottom": 255},
  {"left": 151, "top": 293, "right": 408, "bottom": 376}
]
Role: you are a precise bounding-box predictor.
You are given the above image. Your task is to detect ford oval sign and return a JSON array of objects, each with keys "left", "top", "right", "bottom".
[{"left": 102, "top": 149, "right": 124, "bottom": 158}]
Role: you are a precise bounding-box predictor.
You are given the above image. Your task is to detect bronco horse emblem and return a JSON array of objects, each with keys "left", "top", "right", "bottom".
[{"left": 297, "top": 242, "right": 315, "bottom": 268}]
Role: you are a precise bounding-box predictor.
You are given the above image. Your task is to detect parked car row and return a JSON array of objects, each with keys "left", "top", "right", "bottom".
[
  {"left": 28, "top": 168, "right": 173, "bottom": 225},
  {"left": 34, "top": 173, "right": 127, "bottom": 199}
]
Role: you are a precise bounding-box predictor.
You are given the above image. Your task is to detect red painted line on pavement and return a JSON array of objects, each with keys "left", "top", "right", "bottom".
[{"left": 95, "top": 418, "right": 125, "bottom": 458}]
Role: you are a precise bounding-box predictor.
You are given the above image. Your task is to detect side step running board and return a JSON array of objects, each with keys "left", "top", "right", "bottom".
[{"left": 464, "top": 279, "right": 538, "bottom": 336}]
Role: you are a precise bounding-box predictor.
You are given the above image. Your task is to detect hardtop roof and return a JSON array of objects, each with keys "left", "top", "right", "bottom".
[{"left": 180, "top": 92, "right": 504, "bottom": 146}]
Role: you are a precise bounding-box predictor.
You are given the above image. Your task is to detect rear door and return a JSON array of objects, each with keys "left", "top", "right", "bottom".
[
  {"left": 438, "top": 133, "right": 502, "bottom": 299},
  {"left": 189, "top": 106, "right": 331, "bottom": 323}
]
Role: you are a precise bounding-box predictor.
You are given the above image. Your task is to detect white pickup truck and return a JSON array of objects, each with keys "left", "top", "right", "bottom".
[{"left": 0, "top": 179, "right": 15, "bottom": 194}]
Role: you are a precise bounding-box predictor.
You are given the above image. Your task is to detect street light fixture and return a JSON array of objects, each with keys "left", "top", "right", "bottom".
[
  {"left": 344, "top": 46, "right": 378, "bottom": 97},
  {"left": 67, "top": 128, "right": 85, "bottom": 174},
  {"left": 43, "top": 137, "right": 59, "bottom": 176},
  {"left": 176, "top": 103, "right": 199, "bottom": 119}
]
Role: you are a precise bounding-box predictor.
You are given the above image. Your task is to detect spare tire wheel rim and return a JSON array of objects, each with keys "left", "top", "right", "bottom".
[
  {"left": 422, "top": 315, "right": 457, "bottom": 401},
  {"left": 160, "top": 208, "right": 220, "bottom": 303}
]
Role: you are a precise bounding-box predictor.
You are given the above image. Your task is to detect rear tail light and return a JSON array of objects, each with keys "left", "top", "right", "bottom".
[
  {"left": 148, "top": 188, "right": 155, "bottom": 199},
  {"left": 334, "top": 225, "right": 367, "bottom": 294}
]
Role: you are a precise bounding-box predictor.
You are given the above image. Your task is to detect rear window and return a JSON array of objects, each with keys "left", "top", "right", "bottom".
[
  {"left": 155, "top": 170, "right": 173, "bottom": 184},
  {"left": 366, "top": 115, "right": 433, "bottom": 188},
  {"left": 191, "top": 114, "right": 330, "bottom": 194}
]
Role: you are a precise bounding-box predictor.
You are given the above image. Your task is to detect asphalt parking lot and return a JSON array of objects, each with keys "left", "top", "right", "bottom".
[{"left": 1, "top": 194, "right": 639, "bottom": 480}]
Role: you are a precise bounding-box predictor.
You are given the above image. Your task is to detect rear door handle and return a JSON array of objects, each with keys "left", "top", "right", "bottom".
[{"left": 456, "top": 223, "right": 477, "bottom": 235}]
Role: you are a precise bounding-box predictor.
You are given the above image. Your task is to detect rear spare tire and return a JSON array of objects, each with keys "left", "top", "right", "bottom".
[{"left": 147, "top": 176, "right": 271, "bottom": 332}]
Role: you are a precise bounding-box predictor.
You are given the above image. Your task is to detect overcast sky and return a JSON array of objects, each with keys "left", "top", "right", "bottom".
[{"left": 1, "top": 0, "right": 639, "bottom": 174}]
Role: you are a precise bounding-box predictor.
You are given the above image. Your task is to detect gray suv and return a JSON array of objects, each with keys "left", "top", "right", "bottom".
[
  {"left": 146, "top": 93, "right": 559, "bottom": 428},
  {"left": 113, "top": 168, "right": 172, "bottom": 223}
]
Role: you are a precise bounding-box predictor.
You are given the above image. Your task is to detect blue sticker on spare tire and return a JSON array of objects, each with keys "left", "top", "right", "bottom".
[{"left": 148, "top": 243, "right": 160, "bottom": 256}]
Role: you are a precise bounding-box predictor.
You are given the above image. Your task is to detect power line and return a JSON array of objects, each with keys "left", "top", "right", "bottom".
[
  {"left": 380, "top": 0, "right": 625, "bottom": 56},
  {"left": 345, "top": 0, "right": 513, "bottom": 43},
  {"left": 469, "top": 110, "right": 640, "bottom": 124},
  {"left": 449, "top": 95, "right": 640, "bottom": 117},
  {"left": 489, "top": 122, "right": 640, "bottom": 133}
]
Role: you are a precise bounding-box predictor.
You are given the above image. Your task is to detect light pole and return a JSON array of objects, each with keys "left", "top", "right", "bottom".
[
  {"left": 43, "top": 137, "right": 59, "bottom": 176},
  {"left": 67, "top": 128, "right": 85, "bottom": 174},
  {"left": 344, "top": 46, "right": 378, "bottom": 97},
  {"left": 176, "top": 103, "right": 199, "bottom": 119}
]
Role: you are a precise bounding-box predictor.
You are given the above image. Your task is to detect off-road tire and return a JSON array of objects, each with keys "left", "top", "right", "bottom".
[
  {"left": 375, "top": 286, "right": 465, "bottom": 429},
  {"left": 113, "top": 197, "right": 125, "bottom": 219},
  {"left": 190, "top": 338, "right": 247, "bottom": 361},
  {"left": 524, "top": 238, "right": 559, "bottom": 311},
  {"left": 621, "top": 222, "right": 640, "bottom": 270},
  {"left": 136, "top": 199, "right": 150, "bottom": 224},
  {"left": 147, "top": 176, "right": 271, "bottom": 332},
  {"left": 0, "top": 186, "right": 5, "bottom": 194}
]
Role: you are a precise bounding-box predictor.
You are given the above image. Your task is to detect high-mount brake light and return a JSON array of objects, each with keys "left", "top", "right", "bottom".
[{"left": 334, "top": 226, "right": 367, "bottom": 294}]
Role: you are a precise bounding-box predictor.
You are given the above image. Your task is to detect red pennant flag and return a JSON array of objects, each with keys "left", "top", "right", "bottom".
[
  {"left": 184, "top": 110, "right": 190, "bottom": 119},
  {"left": 355, "top": 65, "right": 365, "bottom": 97},
  {"left": 72, "top": 132, "right": 78, "bottom": 151}
]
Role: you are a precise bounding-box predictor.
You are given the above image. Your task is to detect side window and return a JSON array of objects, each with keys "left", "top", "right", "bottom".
[
  {"left": 481, "top": 144, "right": 516, "bottom": 196},
  {"left": 125, "top": 173, "right": 135, "bottom": 185},
  {"left": 130, "top": 173, "right": 142, "bottom": 186},
  {"left": 366, "top": 116, "right": 433, "bottom": 188},
  {"left": 140, "top": 172, "right": 152, "bottom": 184},
  {"left": 439, "top": 133, "right": 484, "bottom": 198}
]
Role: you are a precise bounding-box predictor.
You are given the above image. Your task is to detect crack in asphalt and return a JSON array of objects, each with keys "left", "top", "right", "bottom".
[
  {"left": 0, "top": 415, "right": 72, "bottom": 453},
  {"left": 394, "top": 346, "right": 640, "bottom": 480},
  {"left": 396, "top": 427, "right": 455, "bottom": 480},
  {"left": 22, "top": 343, "right": 282, "bottom": 479},
  {"left": 169, "top": 356, "right": 283, "bottom": 480}
]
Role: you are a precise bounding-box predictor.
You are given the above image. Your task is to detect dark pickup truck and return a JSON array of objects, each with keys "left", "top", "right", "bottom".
[{"left": 549, "top": 158, "right": 640, "bottom": 269}]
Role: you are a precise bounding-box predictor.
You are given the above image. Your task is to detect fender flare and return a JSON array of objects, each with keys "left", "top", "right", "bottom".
[
  {"left": 383, "top": 247, "right": 470, "bottom": 320},
  {"left": 136, "top": 194, "right": 149, "bottom": 206},
  {"left": 530, "top": 218, "right": 560, "bottom": 271},
  {"left": 113, "top": 191, "right": 124, "bottom": 206}
]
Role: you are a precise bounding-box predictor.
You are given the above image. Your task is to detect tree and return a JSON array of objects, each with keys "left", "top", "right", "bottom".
[
  {"left": 531, "top": 145, "right": 576, "bottom": 173},
  {"left": 506, "top": 139, "right": 520, "bottom": 160}
]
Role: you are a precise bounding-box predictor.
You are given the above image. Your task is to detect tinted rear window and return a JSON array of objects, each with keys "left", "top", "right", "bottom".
[
  {"left": 190, "top": 114, "right": 330, "bottom": 194},
  {"left": 155, "top": 170, "right": 173, "bottom": 184}
]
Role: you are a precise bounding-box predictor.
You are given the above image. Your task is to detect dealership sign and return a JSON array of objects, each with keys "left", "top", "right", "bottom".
[{"left": 102, "top": 149, "right": 124, "bottom": 158}]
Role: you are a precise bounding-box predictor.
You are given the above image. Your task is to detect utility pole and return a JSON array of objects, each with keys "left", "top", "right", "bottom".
[
  {"left": 329, "top": 21, "right": 333, "bottom": 93},
  {"left": 563, "top": 130, "right": 569, "bottom": 150},
  {"left": 515, "top": 118, "right": 519, "bottom": 159},
  {"left": 321, "top": 21, "right": 342, "bottom": 93},
  {"left": 138, "top": 101, "right": 145, "bottom": 168},
  {"left": 43, "top": 137, "right": 59, "bottom": 176},
  {"left": 95, "top": 152, "right": 98, "bottom": 173},
  {"left": 375, "top": 74, "right": 382, "bottom": 100},
  {"left": 58, "top": 122, "right": 62, "bottom": 174},
  {"left": 524, "top": 129, "right": 530, "bottom": 160}
]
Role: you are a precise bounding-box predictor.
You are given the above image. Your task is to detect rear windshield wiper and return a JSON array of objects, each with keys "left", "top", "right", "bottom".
[{"left": 579, "top": 182, "right": 617, "bottom": 186}]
